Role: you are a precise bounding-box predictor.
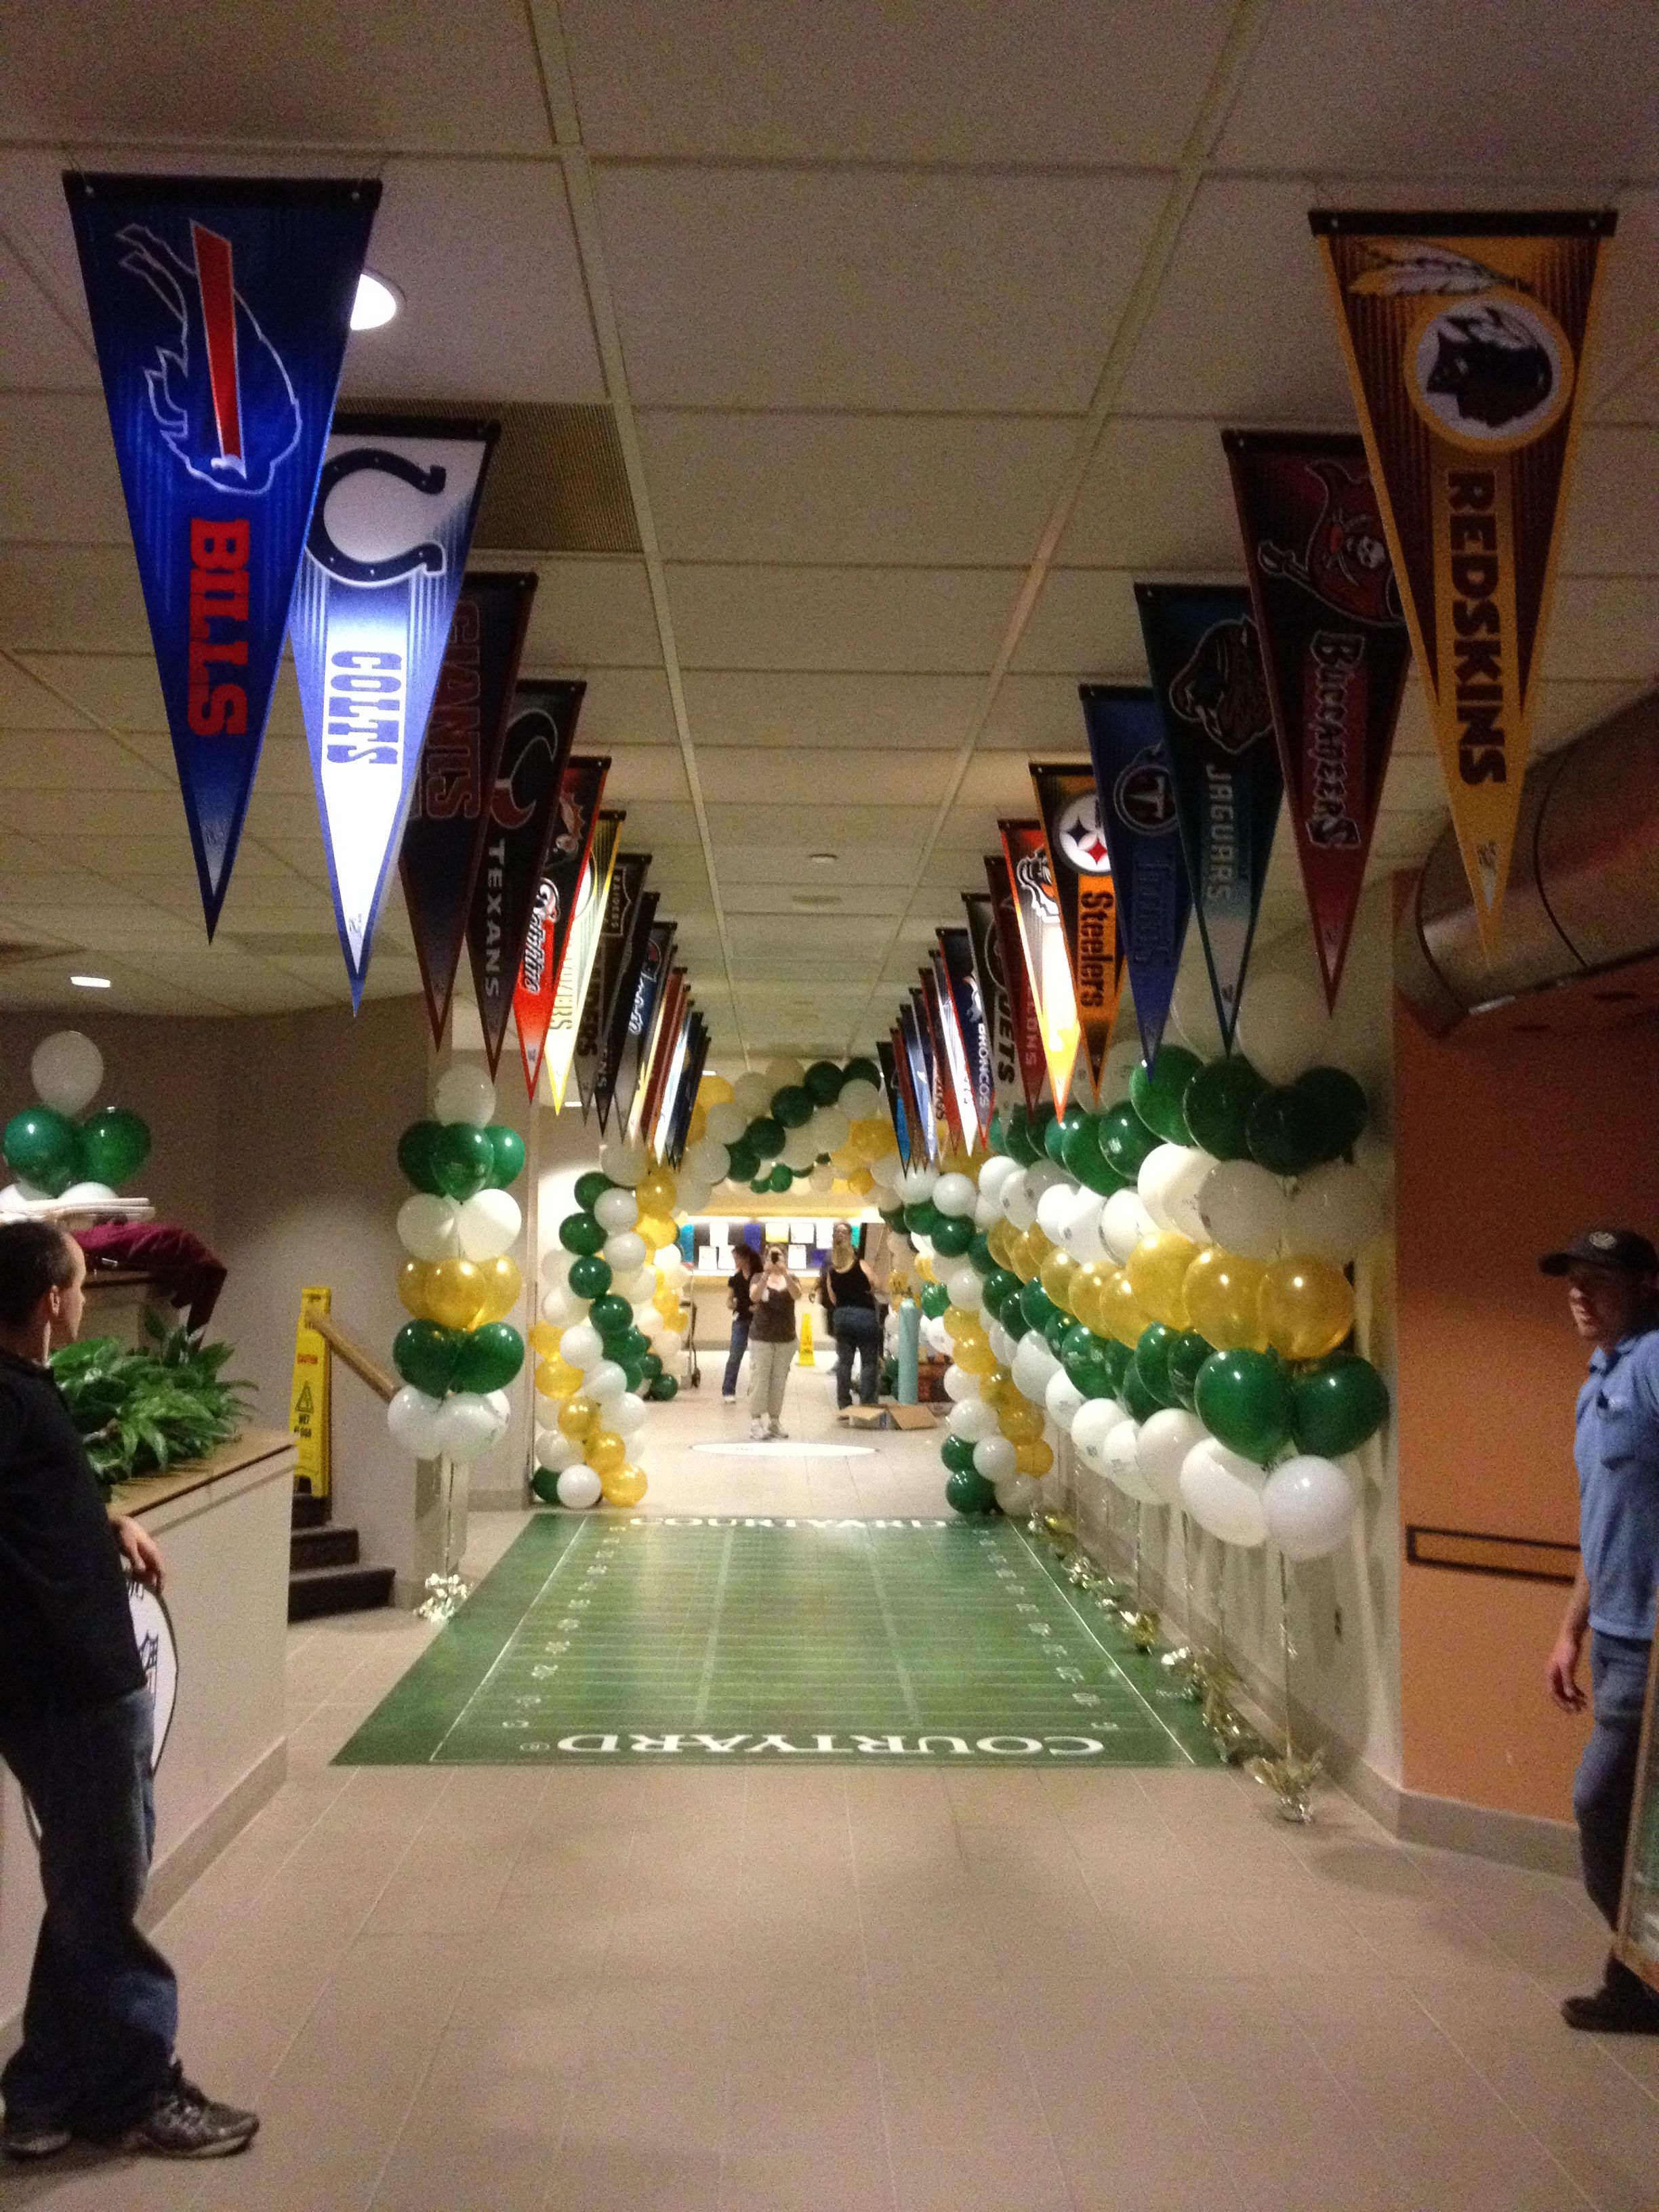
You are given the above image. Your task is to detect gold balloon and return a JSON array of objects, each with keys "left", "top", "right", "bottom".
[
  {"left": 1069, "top": 1261, "right": 1111, "bottom": 1334},
  {"left": 998, "top": 1399, "right": 1044, "bottom": 1445},
  {"left": 528, "top": 1319, "right": 562, "bottom": 1358},
  {"left": 1260, "top": 1252, "right": 1355, "bottom": 1361},
  {"left": 1183, "top": 1247, "right": 1269, "bottom": 1353},
  {"left": 600, "top": 1464, "right": 649, "bottom": 1508},
  {"left": 847, "top": 1166, "right": 874, "bottom": 1195},
  {"left": 1126, "top": 1231, "right": 1197, "bottom": 1330},
  {"left": 954, "top": 1334, "right": 996, "bottom": 1376},
  {"left": 943, "top": 1304, "right": 981, "bottom": 1341},
  {"left": 1008, "top": 1229, "right": 1041, "bottom": 1284},
  {"left": 1039, "top": 1248, "right": 1079, "bottom": 1315},
  {"left": 637, "top": 1213, "right": 678, "bottom": 1252},
  {"left": 1101, "top": 1268, "right": 1151, "bottom": 1347},
  {"left": 474, "top": 1255, "right": 523, "bottom": 1326},
  {"left": 985, "top": 1220, "right": 1017, "bottom": 1269},
  {"left": 851, "top": 1118, "right": 892, "bottom": 1162},
  {"left": 557, "top": 1393, "right": 599, "bottom": 1439},
  {"left": 1015, "top": 1439, "right": 1054, "bottom": 1478},
  {"left": 534, "top": 1355, "right": 582, "bottom": 1401},
  {"left": 587, "top": 1429, "right": 628, "bottom": 1476},
  {"left": 699, "top": 1073, "right": 735, "bottom": 1106},
  {"left": 397, "top": 1259, "right": 436, "bottom": 1320},
  {"left": 636, "top": 1165, "right": 678, "bottom": 1216},
  {"left": 980, "top": 1364, "right": 1012, "bottom": 1406},
  {"left": 914, "top": 1254, "right": 937, "bottom": 1284},
  {"left": 425, "top": 1256, "right": 489, "bottom": 1331}
]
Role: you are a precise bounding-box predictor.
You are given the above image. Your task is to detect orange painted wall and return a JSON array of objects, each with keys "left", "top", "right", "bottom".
[{"left": 1393, "top": 991, "right": 1659, "bottom": 1818}]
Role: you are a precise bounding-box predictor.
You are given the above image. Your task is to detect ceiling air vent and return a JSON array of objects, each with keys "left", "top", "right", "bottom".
[
  {"left": 353, "top": 401, "right": 640, "bottom": 555},
  {"left": 789, "top": 891, "right": 842, "bottom": 912}
]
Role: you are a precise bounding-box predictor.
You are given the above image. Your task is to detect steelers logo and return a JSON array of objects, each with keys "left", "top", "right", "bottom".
[{"left": 1054, "top": 794, "right": 1113, "bottom": 876}]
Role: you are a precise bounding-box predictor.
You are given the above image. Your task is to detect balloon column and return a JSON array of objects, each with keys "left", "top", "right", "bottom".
[
  {"left": 681, "top": 1054, "right": 890, "bottom": 1204},
  {"left": 387, "top": 1065, "right": 528, "bottom": 1467},
  {"left": 1, "top": 1030, "right": 152, "bottom": 1206}
]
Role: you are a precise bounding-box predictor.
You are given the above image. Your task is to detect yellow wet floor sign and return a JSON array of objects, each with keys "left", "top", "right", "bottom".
[
  {"left": 289, "top": 1286, "right": 331, "bottom": 1498},
  {"left": 796, "top": 1307, "right": 816, "bottom": 1366}
]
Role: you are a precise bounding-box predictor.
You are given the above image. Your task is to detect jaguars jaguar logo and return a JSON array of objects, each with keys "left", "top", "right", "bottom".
[{"left": 1166, "top": 618, "right": 1273, "bottom": 756}]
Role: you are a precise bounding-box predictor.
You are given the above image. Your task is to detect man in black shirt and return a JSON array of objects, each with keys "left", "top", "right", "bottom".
[{"left": 0, "top": 1221, "right": 257, "bottom": 2162}]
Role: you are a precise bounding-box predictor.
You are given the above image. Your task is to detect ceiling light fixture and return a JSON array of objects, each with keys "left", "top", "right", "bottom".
[
  {"left": 808, "top": 852, "right": 837, "bottom": 865},
  {"left": 350, "top": 271, "right": 402, "bottom": 331},
  {"left": 70, "top": 974, "right": 112, "bottom": 989}
]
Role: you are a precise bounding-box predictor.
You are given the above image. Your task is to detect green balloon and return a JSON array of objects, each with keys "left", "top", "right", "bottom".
[
  {"left": 747, "top": 1116, "right": 785, "bottom": 1160},
  {"left": 1099, "top": 1336, "right": 1133, "bottom": 1395},
  {"left": 393, "top": 1320, "right": 460, "bottom": 1397},
  {"left": 945, "top": 1467, "right": 999, "bottom": 1517},
  {"left": 941, "top": 1434, "right": 979, "bottom": 1476},
  {"left": 767, "top": 1163, "right": 792, "bottom": 1193},
  {"left": 78, "top": 1106, "right": 151, "bottom": 1191},
  {"left": 986, "top": 1112, "right": 1005, "bottom": 1153},
  {"left": 559, "top": 1210, "right": 607, "bottom": 1257},
  {"left": 905, "top": 1201, "right": 941, "bottom": 1239},
  {"left": 573, "top": 1170, "right": 612, "bottom": 1210},
  {"left": 1120, "top": 1363, "right": 1162, "bottom": 1423},
  {"left": 651, "top": 1373, "right": 679, "bottom": 1401},
  {"left": 1027, "top": 1105, "right": 1057, "bottom": 1163},
  {"left": 485, "top": 1126, "right": 527, "bottom": 1189},
  {"left": 1165, "top": 1329, "right": 1212, "bottom": 1412},
  {"left": 772, "top": 1085, "right": 814, "bottom": 1129},
  {"left": 1046, "top": 1105, "right": 1087, "bottom": 1166},
  {"left": 432, "top": 1122, "right": 493, "bottom": 1201},
  {"left": 880, "top": 1204, "right": 909, "bottom": 1232},
  {"left": 1019, "top": 1281, "right": 1061, "bottom": 1334},
  {"left": 1195, "top": 1349, "right": 1294, "bottom": 1464},
  {"left": 932, "top": 1214, "right": 974, "bottom": 1259},
  {"left": 982, "top": 1267, "right": 1021, "bottom": 1321},
  {"left": 642, "top": 1351, "right": 663, "bottom": 1381},
  {"left": 750, "top": 1177, "right": 771, "bottom": 1194},
  {"left": 621, "top": 1361, "right": 647, "bottom": 1394},
  {"left": 396, "top": 1120, "right": 445, "bottom": 1195},
  {"left": 1062, "top": 1112, "right": 1124, "bottom": 1195},
  {"left": 619, "top": 1328, "right": 651, "bottom": 1364},
  {"left": 1182, "top": 1057, "right": 1267, "bottom": 1162},
  {"left": 1129, "top": 1046, "right": 1202, "bottom": 1145},
  {"left": 921, "top": 1284, "right": 949, "bottom": 1319},
  {"left": 530, "top": 1465, "right": 563, "bottom": 1505},
  {"left": 1002, "top": 1107, "right": 1037, "bottom": 1166},
  {"left": 1246, "top": 1086, "right": 1331, "bottom": 1177},
  {"left": 1098, "top": 1099, "right": 1158, "bottom": 1182},
  {"left": 452, "top": 1322, "right": 525, "bottom": 1393},
  {"left": 1294, "top": 1067, "right": 1369, "bottom": 1160},
  {"left": 590, "top": 1292, "right": 633, "bottom": 1336},
  {"left": 5, "top": 1106, "right": 81, "bottom": 1197},
  {"left": 726, "top": 1141, "right": 760, "bottom": 1182},
  {"left": 568, "top": 1254, "right": 613, "bottom": 1299},
  {"left": 1063, "top": 1330, "right": 1115, "bottom": 1398},
  {"left": 968, "top": 1233, "right": 997, "bottom": 1277},
  {"left": 1292, "top": 1356, "right": 1389, "bottom": 1457},
  {"left": 1134, "top": 1323, "right": 1175, "bottom": 1408},
  {"left": 1042, "top": 1308, "right": 1072, "bottom": 1357},
  {"left": 842, "top": 1056, "right": 880, "bottom": 1088},
  {"left": 804, "top": 1060, "right": 844, "bottom": 1106}
]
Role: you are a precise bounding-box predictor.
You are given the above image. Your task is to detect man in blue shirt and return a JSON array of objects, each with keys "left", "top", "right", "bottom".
[{"left": 1543, "top": 1229, "right": 1659, "bottom": 2032}]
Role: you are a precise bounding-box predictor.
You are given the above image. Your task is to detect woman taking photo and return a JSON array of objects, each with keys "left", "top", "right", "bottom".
[
  {"left": 821, "top": 1222, "right": 882, "bottom": 1411},
  {"left": 747, "top": 1246, "right": 800, "bottom": 1441}
]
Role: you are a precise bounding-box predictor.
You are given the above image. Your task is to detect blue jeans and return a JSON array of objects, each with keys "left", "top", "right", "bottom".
[
  {"left": 0, "top": 1687, "right": 178, "bottom": 2133},
  {"left": 722, "top": 1319, "right": 749, "bottom": 1399},
  {"left": 1572, "top": 1632, "right": 1658, "bottom": 2007},
  {"left": 833, "top": 1307, "right": 882, "bottom": 1408}
]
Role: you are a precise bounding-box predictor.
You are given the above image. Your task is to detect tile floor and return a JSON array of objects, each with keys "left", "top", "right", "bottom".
[{"left": 6, "top": 1366, "right": 1658, "bottom": 2210}]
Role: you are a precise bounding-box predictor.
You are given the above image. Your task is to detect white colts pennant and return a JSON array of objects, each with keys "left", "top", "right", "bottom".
[{"left": 290, "top": 415, "right": 497, "bottom": 1004}]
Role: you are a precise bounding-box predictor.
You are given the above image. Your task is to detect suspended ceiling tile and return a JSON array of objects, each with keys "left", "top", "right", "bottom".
[
  {"left": 525, "top": 665, "right": 679, "bottom": 751},
  {"left": 707, "top": 802, "right": 933, "bottom": 849},
  {"left": 594, "top": 752, "right": 691, "bottom": 806},
  {"left": 1368, "top": 811, "right": 1447, "bottom": 863},
  {"left": 595, "top": 165, "right": 1168, "bottom": 413},
  {"left": 18, "top": 652, "right": 308, "bottom": 739},
  {"left": 7, "top": 785, "right": 188, "bottom": 838},
  {"left": 1532, "top": 678, "right": 1654, "bottom": 754},
  {"left": 711, "top": 843, "right": 926, "bottom": 888},
  {"left": 1377, "top": 754, "right": 1448, "bottom": 813},
  {"left": 1542, "top": 579, "right": 1659, "bottom": 682},
  {"left": 0, "top": 730, "right": 167, "bottom": 790},
  {"left": 0, "top": 546, "right": 147, "bottom": 652},
  {"left": 1010, "top": 569, "right": 1147, "bottom": 676},
  {"left": 958, "top": 754, "right": 1060, "bottom": 808},
  {"left": 979, "top": 673, "right": 1105, "bottom": 753},
  {"left": 1597, "top": 350, "right": 1659, "bottom": 428},
  {"left": 0, "top": 239, "right": 96, "bottom": 392},
  {"left": 680, "top": 670, "right": 981, "bottom": 750},
  {"left": 0, "top": 657, "right": 94, "bottom": 730},
  {"left": 695, "top": 747, "right": 957, "bottom": 808},
  {"left": 638, "top": 411, "right": 1077, "bottom": 567},
  {"left": 0, "top": 394, "right": 125, "bottom": 541},
  {"left": 1115, "top": 179, "right": 1355, "bottom": 422},
  {"left": 720, "top": 880, "right": 912, "bottom": 919},
  {"left": 240, "top": 783, "right": 330, "bottom": 840},
  {"left": 337, "top": 160, "right": 604, "bottom": 405},
  {"left": 600, "top": 801, "right": 704, "bottom": 849},
  {"left": 1057, "top": 417, "right": 1250, "bottom": 573},
  {"left": 1558, "top": 429, "right": 1659, "bottom": 577},
  {"left": 668, "top": 565, "right": 1017, "bottom": 673},
  {"left": 0, "top": 0, "right": 554, "bottom": 153},
  {"left": 522, "top": 561, "right": 661, "bottom": 668}
]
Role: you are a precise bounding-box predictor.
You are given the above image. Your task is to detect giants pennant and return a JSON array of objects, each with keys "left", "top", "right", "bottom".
[{"left": 64, "top": 173, "right": 378, "bottom": 932}]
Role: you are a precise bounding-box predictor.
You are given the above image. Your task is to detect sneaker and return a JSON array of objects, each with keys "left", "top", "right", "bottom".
[
  {"left": 722, "top": 1394, "right": 737, "bottom": 1405},
  {"left": 1560, "top": 1985, "right": 1659, "bottom": 2034},
  {"left": 1, "top": 2116, "right": 71, "bottom": 2161},
  {"left": 749, "top": 1419, "right": 767, "bottom": 1440},
  {"left": 769, "top": 1422, "right": 788, "bottom": 1439},
  {"left": 123, "top": 2072, "right": 259, "bottom": 2158}
]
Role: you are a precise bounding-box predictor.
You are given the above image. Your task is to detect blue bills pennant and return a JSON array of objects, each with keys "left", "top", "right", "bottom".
[
  {"left": 1134, "top": 585, "right": 1283, "bottom": 1052},
  {"left": 289, "top": 415, "right": 498, "bottom": 1006},
  {"left": 63, "top": 173, "right": 379, "bottom": 933},
  {"left": 1079, "top": 686, "right": 1192, "bottom": 1067}
]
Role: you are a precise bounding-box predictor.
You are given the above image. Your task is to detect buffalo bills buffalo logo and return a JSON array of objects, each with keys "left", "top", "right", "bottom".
[
  {"left": 1166, "top": 618, "right": 1272, "bottom": 756},
  {"left": 115, "top": 221, "right": 300, "bottom": 495},
  {"left": 1258, "top": 459, "right": 1404, "bottom": 627}
]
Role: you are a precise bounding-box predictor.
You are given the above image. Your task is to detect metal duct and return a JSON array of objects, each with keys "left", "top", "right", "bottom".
[{"left": 1395, "top": 689, "right": 1659, "bottom": 1036}]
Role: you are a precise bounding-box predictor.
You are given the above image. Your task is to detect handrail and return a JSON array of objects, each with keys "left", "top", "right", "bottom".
[{"left": 308, "top": 1310, "right": 397, "bottom": 1405}]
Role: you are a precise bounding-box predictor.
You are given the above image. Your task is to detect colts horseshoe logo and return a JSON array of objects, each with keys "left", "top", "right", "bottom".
[{"left": 306, "top": 447, "right": 449, "bottom": 586}]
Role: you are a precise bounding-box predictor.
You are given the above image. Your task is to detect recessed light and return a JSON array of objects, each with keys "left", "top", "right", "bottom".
[
  {"left": 70, "top": 974, "right": 111, "bottom": 989},
  {"left": 351, "top": 271, "right": 401, "bottom": 331},
  {"left": 808, "top": 852, "right": 837, "bottom": 865}
]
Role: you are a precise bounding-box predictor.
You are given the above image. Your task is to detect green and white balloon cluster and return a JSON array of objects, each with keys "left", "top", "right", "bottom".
[
  {"left": 683, "top": 1055, "right": 890, "bottom": 1205},
  {"left": 1, "top": 1030, "right": 152, "bottom": 1210}
]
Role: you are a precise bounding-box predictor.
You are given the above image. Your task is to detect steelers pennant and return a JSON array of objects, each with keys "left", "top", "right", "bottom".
[{"left": 1030, "top": 762, "right": 1121, "bottom": 1097}]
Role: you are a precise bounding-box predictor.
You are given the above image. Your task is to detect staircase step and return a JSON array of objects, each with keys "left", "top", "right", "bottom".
[
  {"left": 291, "top": 1492, "right": 329, "bottom": 1530},
  {"left": 290, "top": 1524, "right": 361, "bottom": 1574},
  {"left": 287, "top": 1561, "right": 395, "bottom": 1622}
]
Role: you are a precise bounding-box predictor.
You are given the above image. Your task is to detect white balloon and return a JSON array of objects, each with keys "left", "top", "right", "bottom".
[
  {"left": 58, "top": 1180, "right": 119, "bottom": 1207},
  {"left": 1160, "top": 1149, "right": 1214, "bottom": 1244},
  {"left": 977, "top": 1156, "right": 1020, "bottom": 1204},
  {"left": 603, "top": 1230, "right": 647, "bottom": 1277},
  {"left": 1263, "top": 1455, "right": 1357, "bottom": 1561},
  {"left": 974, "top": 1189, "right": 1003, "bottom": 1230},
  {"left": 1101, "top": 1187, "right": 1156, "bottom": 1263},
  {"left": 765, "top": 1055, "right": 805, "bottom": 1091},
  {"left": 1235, "top": 972, "right": 1331, "bottom": 1087},
  {"left": 779, "top": 1130, "right": 817, "bottom": 1172},
  {"left": 987, "top": 1320, "right": 1018, "bottom": 1366},
  {"left": 535, "top": 1427, "right": 583, "bottom": 1473},
  {"left": 484, "top": 1390, "right": 512, "bottom": 1426},
  {"left": 1026, "top": 1160, "right": 1070, "bottom": 1198},
  {"left": 456, "top": 1189, "right": 522, "bottom": 1262},
  {"left": 1104, "top": 1418, "right": 1155, "bottom": 1502},
  {"left": 541, "top": 1279, "right": 586, "bottom": 1328},
  {"left": 1284, "top": 1161, "right": 1384, "bottom": 1266},
  {"left": 1059, "top": 1188, "right": 1107, "bottom": 1264},
  {"left": 555, "top": 1466, "right": 604, "bottom": 1510},
  {"left": 972, "top": 1434, "right": 1017, "bottom": 1483},
  {"left": 809, "top": 1162, "right": 836, "bottom": 1194},
  {"left": 560, "top": 1321, "right": 602, "bottom": 1371},
  {"left": 839, "top": 1078, "right": 880, "bottom": 1120},
  {"left": 897, "top": 1164, "right": 939, "bottom": 1202},
  {"left": 941, "top": 1261, "right": 983, "bottom": 1309},
  {"left": 1197, "top": 1160, "right": 1288, "bottom": 1260},
  {"left": 1170, "top": 963, "right": 1224, "bottom": 1058},
  {"left": 703, "top": 1101, "right": 747, "bottom": 1145},
  {"left": 586, "top": 1359, "right": 627, "bottom": 1403},
  {"left": 432, "top": 1063, "right": 496, "bottom": 1127},
  {"left": 1071, "top": 1397, "right": 1125, "bottom": 1475},
  {"left": 733, "top": 1071, "right": 774, "bottom": 1117},
  {"left": 638, "top": 1307, "right": 666, "bottom": 1343},
  {"left": 1036, "top": 1181, "right": 1076, "bottom": 1245},
  {"left": 813, "top": 1106, "right": 851, "bottom": 1151},
  {"left": 594, "top": 1185, "right": 639, "bottom": 1233},
  {"left": 31, "top": 1030, "right": 103, "bottom": 1116},
  {"left": 599, "top": 1137, "right": 648, "bottom": 1187},
  {"left": 1011, "top": 1334, "right": 1060, "bottom": 1401},
  {"left": 613, "top": 1391, "right": 648, "bottom": 1436},
  {"left": 1001, "top": 1174, "right": 1038, "bottom": 1230},
  {"left": 994, "top": 1473, "right": 1042, "bottom": 1517},
  {"left": 1045, "top": 1370, "right": 1086, "bottom": 1434},
  {"left": 387, "top": 1385, "right": 446, "bottom": 1458},
  {"left": 933, "top": 1172, "right": 977, "bottom": 1218},
  {"left": 436, "top": 1390, "right": 509, "bottom": 1462},
  {"left": 943, "top": 1364, "right": 981, "bottom": 1404},
  {"left": 1098, "top": 1038, "right": 1141, "bottom": 1107},
  {"left": 1135, "top": 1408, "right": 1207, "bottom": 1508},
  {"left": 398, "top": 1193, "right": 460, "bottom": 1261},
  {"left": 675, "top": 1179, "right": 712, "bottom": 1216},
  {"left": 1180, "top": 1438, "right": 1269, "bottom": 1547},
  {"left": 685, "top": 1136, "right": 731, "bottom": 1185},
  {"left": 947, "top": 1397, "right": 1000, "bottom": 1442},
  {"left": 923, "top": 1315, "right": 951, "bottom": 1356}
]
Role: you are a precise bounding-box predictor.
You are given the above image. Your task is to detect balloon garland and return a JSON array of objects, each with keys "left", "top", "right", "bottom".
[{"left": 1, "top": 1030, "right": 152, "bottom": 1207}]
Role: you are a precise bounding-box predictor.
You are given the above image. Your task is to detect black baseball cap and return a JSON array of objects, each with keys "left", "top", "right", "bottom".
[{"left": 1539, "top": 1229, "right": 1659, "bottom": 1277}]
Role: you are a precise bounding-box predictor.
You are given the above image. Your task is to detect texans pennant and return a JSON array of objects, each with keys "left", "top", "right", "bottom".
[
  {"left": 575, "top": 851, "right": 649, "bottom": 1117},
  {"left": 594, "top": 888, "right": 659, "bottom": 1131},
  {"left": 465, "top": 680, "right": 584, "bottom": 1073},
  {"left": 1136, "top": 586, "right": 1283, "bottom": 1052},
  {"left": 1031, "top": 762, "right": 1122, "bottom": 1095},
  {"left": 64, "top": 173, "right": 379, "bottom": 931},
  {"left": 999, "top": 821, "right": 1080, "bottom": 1113},
  {"left": 1311, "top": 209, "right": 1616, "bottom": 950},
  {"left": 512, "top": 762, "right": 610, "bottom": 1103},
  {"left": 401, "top": 571, "right": 536, "bottom": 1043},
  {"left": 1078, "top": 687, "right": 1191, "bottom": 1065},
  {"left": 540, "top": 812, "right": 621, "bottom": 1113},
  {"left": 983, "top": 853, "right": 1047, "bottom": 1117},
  {"left": 289, "top": 414, "right": 497, "bottom": 1004},
  {"left": 964, "top": 890, "right": 1019, "bottom": 1120},
  {"left": 939, "top": 926, "right": 992, "bottom": 1149}
]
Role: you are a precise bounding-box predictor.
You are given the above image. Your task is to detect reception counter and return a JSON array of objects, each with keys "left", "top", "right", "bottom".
[{"left": 1, "top": 1427, "right": 295, "bottom": 2044}]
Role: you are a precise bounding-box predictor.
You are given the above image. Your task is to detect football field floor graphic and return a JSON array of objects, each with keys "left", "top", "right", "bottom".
[{"left": 335, "top": 1513, "right": 1221, "bottom": 1769}]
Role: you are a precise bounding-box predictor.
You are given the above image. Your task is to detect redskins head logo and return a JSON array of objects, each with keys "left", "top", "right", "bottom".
[{"left": 1053, "top": 794, "right": 1113, "bottom": 876}]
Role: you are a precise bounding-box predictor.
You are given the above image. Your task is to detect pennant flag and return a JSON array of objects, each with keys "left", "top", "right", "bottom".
[
  {"left": 1223, "top": 432, "right": 1412, "bottom": 1006},
  {"left": 401, "top": 571, "right": 536, "bottom": 1043},
  {"left": 878, "top": 1036, "right": 915, "bottom": 1168},
  {"left": 1311, "top": 209, "right": 1616, "bottom": 949},
  {"left": 64, "top": 172, "right": 379, "bottom": 931},
  {"left": 663, "top": 1015, "right": 708, "bottom": 1168},
  {"left": 1136, "top": 586, "right": 1283, "bottom": 1052},
  {"left": 636, "top": 968, "right": 687, "bottom": 1147},
  {"left": 575, "top": 850, "right": 649, "bottom": 1116},
  {"left": 617, "top": 924, "right": 674, "bottom": 1138},
  {"left": 289, "top": 414, "right": 497, "bottom": 1003},
  {"left": 510, "top": 758, "right": 610, "bottom": 1102},
  {"left": 1031, "top": 762, "right": 1123, "bottom": 1095},
  {"left": 964, "top": 890, "right": 1019, "bottom": 1120},
  {"left": 465, "top": 680, "right": 584, "bottom": 1074},
  {"left": 999, "top": 821, "right": 1080, "bottom": 1113},
  {"left": 651, "top": 1000, "right": 695, "bottom": 1162},
  {"left": 939, "top": 926, "right": 992, "bottom": 1149},
  {"left": 1078, "top": 687, "right": 1191, "bottom": 1065},
  {"left": 594, "top": 888, "right": 659, "bottom": 1131},
  {"left": 922, "top": 965, "right": 968, "bottom": 1154},
  {"left": 984, "top": 854, "right": 1047, "bottom": 1116},
  {"left": 899, "top": 1000, "right": 938, "bottom": 1166},
  {"left": 540, "top": 812, "right": 621, "bottom": 1113}
]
